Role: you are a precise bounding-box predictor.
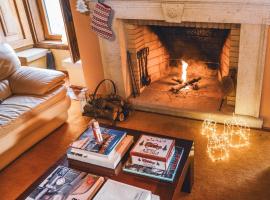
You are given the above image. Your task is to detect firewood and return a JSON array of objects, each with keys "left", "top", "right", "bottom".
[
  {"left": 89, "top": 110, "right": 117, "bottom": 121},
  {"left": 108, "top": 99, "right": 125, "bottom": 107},
  {"left": 117, "top": 112, "right": 125, "bottom": 122},
  {"left": 92, "top": 98, "right": 106, "bottom": 109},
  {"left": 83, "top": 104, "right": 118, "bottom": 121},
  {"left": 96, "top": 109, "right": 118, "bottom": 121},
  {"left": 172, "top": 77, "right": 182, "bottom": 84},
  {"left": 192, "top": 83, "right": 199, "bottom": 90},
  {"left": 107, "top": 94, "right": 125, "bottom": 105},
  {"left": 83, "top": 103, "right": 94, "bottom": 113},
  {"left": 104, "top": 101, "right": 123, "bottom": 113},
  {"left": 170, "top": 77, "right": 202, "bottom": 94}
]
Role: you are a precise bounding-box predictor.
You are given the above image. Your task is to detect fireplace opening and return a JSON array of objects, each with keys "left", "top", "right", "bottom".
[{"left": 125, "top": 21, "right": 240, "bottom": 114}]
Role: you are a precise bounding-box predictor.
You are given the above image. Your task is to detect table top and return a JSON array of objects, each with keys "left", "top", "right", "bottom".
[{"left": 18, "top": 124, "right": 194, "bottom": 200}]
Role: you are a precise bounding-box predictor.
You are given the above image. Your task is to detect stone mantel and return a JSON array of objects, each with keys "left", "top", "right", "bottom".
[
  {"left": 89, "top": 0, "right": 269, "bottom": 128},
  {"left": 100, "top": 0, "right": 270, "bottom": 25}
]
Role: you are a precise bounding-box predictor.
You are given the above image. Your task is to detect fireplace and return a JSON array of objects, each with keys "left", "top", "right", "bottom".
[
  {"left": 124, "top": 20, "right": 240, "bottom": 113},
  {"left": 90, "top": 0, "right": 270, "bottom": 128}
]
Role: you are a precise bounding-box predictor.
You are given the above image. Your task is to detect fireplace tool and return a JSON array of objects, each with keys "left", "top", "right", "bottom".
[
  {"left": 137, "top": 47, "right": 151, "bottom": 87},
  {"left": 219, "top": 76, "right": 234, "bottom": 111},
  {"left": 127, "top": 51, "right": 140, "bottom": 97},
  {"left": 142, "top": 47, "right": 151, "bottom": 86},
  {"left": 137, "top": 49, "right": 143, "bottom": 87}
]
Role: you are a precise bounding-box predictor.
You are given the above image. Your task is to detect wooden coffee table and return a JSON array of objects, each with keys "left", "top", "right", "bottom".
[{"left": 18, "top": 125, "right": 194, "bottom": 200}]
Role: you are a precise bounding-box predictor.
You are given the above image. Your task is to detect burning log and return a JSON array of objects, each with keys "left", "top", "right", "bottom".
[
  {"left": 172, "top": 77, "right": 183, "bottom": 84},
  {"left": 170, "top": 77, "right": 202, "bottom": 94},
  {"left": 192, "top": 83, "right": 199, "bottom": 90}
]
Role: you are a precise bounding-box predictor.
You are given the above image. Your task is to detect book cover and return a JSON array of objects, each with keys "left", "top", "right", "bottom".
[
  {"left": 130, "top": 147, "right": 175, "bottom": 171},
  {"left": 70, "top": 127, "right": 126, "bottom": 159},
  {"left": 67, "top": 135, "right": 134, "bottom": 169},
  {"left": 130, "top": 135, "right": 175, "bottom": 162},
  {"left": 123, "top": 146, "right": 184, "bottom": 183},
  {"left": 26, "top": 165, "right": 104, "bottom": 200},
  {"left": 151, "top": 195, "right": 160, "bottom": 200},
  {"left": 93, "top": 179, "right": 152, "bottom": 200}
]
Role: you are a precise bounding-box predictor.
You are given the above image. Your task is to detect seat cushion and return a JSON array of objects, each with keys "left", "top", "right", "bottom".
[
  {"left": 0, "top": 80, "right": 12, "bottom": 102},
  {"left": 0, "top": 43, "right": 21, "bottom": 80},
  {"left": 9, "top": 67, "right": 66, "bottom": 95},
  {"left": 0, "top": 86, "right": 67, "bottom": 137}
]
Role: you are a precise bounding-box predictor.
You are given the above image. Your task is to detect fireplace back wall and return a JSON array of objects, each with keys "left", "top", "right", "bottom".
[{"left": 150, "top": 26, "right": 229, "bottom": 65}]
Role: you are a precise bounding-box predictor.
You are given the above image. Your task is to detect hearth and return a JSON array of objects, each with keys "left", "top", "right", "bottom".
[
  {"left": 125, "top": 21, "right": 239, "bottom": 113},
  {"left": 91, "top": 0, "right": 269, "bottom": 127}
]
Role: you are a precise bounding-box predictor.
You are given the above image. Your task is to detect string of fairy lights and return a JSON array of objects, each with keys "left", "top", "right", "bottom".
[{"left": 201, "top": 114, "right": 250, "bottom": 162}]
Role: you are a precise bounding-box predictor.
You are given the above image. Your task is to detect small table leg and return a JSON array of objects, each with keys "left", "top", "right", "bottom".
[{"left": 181, "top": 150, "right": 194, "bottom": 193}]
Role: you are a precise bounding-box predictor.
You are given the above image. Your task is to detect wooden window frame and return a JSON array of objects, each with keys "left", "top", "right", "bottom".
[
  {"left": 36, "top": 0, "right": 62, "bottom": 41},
  {"left": 24, "top": 0, "right": 80, "bottom": 61}
]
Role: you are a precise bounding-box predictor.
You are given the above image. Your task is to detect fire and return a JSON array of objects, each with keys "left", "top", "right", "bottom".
[{"left": 181, "top": 60, "right": 188, "bottom": 83}]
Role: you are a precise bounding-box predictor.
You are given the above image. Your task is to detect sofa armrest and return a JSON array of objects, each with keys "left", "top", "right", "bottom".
[{"left": 9, "top": 67, "right": 66, "bottom": 95}]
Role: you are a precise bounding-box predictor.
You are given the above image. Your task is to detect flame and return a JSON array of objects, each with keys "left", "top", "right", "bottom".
[{"left": 181, "top": 60, "right": 188, "bottom": 83}]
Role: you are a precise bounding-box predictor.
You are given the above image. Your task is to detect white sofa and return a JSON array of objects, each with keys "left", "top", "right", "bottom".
[{"left": 0, "top": 43, "right": 71, "bottom": 170}]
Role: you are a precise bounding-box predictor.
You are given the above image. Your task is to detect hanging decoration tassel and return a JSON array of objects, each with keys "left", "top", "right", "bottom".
[{"left": 91, "top": 2, "right": 113, "bottom": 40}]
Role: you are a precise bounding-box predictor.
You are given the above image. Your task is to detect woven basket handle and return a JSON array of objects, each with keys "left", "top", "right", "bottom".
[{"left": 92, "top": 79, "right": 117, "bottom": 101}]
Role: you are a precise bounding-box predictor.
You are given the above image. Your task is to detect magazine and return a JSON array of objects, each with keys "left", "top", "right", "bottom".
[
  {"left": 124, "top": 146, "right": 184, "bottom": 182},
  {"left": 70, "top": 127, "right": 126, "bottom": 159},
  {"left": 93, "top": 179, "right": 152, "bottom": 200},
  {"left": 26, "top": 165, "right": 104, "bottom": 200}
]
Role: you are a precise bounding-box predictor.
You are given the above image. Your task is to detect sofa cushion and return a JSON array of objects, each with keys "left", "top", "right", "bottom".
[
  {"left": 0, "top": 43, "right": 21, "bottom": 81},
  {"left": 0, "top": 86, "right": 67, "bottom": 138},
  {"left": 0, "top": 80, "right": 12, "bottom": 102},
  {"left": 9, "top": 67, "right": 66, "bottom": 95}
]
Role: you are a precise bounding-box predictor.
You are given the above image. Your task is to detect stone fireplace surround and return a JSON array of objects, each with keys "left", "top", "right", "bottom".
[{"left": 89, "top": 0, "right": 270, "bottom": 128}]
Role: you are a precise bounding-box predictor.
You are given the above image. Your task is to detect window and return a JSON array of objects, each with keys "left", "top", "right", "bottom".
[
  {"left": 37, "top": 0, "right": 67, "bottom": 41},
  {"left": 26, "top": 0, "right": 80, "bottom": 62}
]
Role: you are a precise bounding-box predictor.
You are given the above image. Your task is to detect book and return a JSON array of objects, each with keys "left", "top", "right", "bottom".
[
  {"left": 123, "top": 146, "right": 184, "bottom": 182},
  {"left": 26, "top": 165, "right": 104, "bottom": 200},
  {"left": 151, "top": 195, "right": 160, "bottom": 200},
  {"left": 93, "top": 179, "right": 152, "bottom": 200},
  {"left": 130, "top": 135, "right": 175, "bottom": 170},
  {"left": 67, "top": 135, "right": 134, "bottom": 169},
  {"left": 70, "top": 127, "right": 126, "bottom": 160},
  {"left": 68, "top": 159, "right": 123, "bottom": 176}
]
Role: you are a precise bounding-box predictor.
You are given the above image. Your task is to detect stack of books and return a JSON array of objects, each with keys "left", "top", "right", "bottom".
[
  {"left": 123, "top": 135, "right": 184, "bottom": 182},
  {"left": 25, "top": 165, "right": 104, "bottom": 200},
  {"left": 67, "top": 127, "right": 133, "bottom": 170},
  {"left": 93, "top": 179, "right": 160, "bottom": 200}
]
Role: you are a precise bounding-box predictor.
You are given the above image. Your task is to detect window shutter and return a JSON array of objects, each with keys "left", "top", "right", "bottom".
[{"left": 59, "top": 0, "right": 80, "bottom": 63}]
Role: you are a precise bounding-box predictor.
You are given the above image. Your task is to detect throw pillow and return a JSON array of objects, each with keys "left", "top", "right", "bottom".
[{"left": 0, "top": 43, "right": 21, "bottom": 80}]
